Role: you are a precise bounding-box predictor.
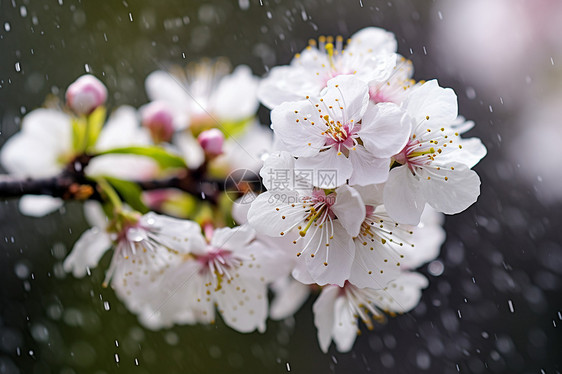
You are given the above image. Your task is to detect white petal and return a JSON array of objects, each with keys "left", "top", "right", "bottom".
[
  {"left": 271, "top": 100, "right": 326, "bottom": 158},
  {"left": 383, "top": 166, "right": 425, "bottom": 225},
  {"left": 258, "top": 65, "right": 323, "bottom": 109},
  {"left": 304, "top": 221, "right": 355, "bottom": 286},
  {"left": 269, "top": 277, "right": 310, "bottom": 320},
  {"left": 359, "top": 102, "right": 410, "bottom": 158},
  {"left": 348, "top": 240, "right": 402, "bottom": 289},
  {"left": 95, "top": 106, "right": 150, "bottom": 150},
  {"left": 259, "top": 151, "right": 296, "bottom": 191},
  {"left": 83, "top": 201, "right": 108, "bottom": 228},
  {"left": 404, "top": 80, "right": 458, "bottom": 127},
  {"left": 437, "top": 136, "right": 487, "bottom": 169},
  {"left": 231, "top": 196, "right": 251, "bottom": 224},
  {"left": 313, "top": 285, "right": 339, "bottom": 353},
  {"left": 396, "top": 208, "right": 445, "bottom": 269},
  {"left": 371, "top": 272, "right": 428, "bottom": 313},
  {"left": 85, "top": 155, "right": 160, "bottom": 181},
  {"left": 291, "top": 260, "right": 316, "bottom": 284},
  {"left": 141, "top": 212, "right": 205, "bottom": 254},
  {"left": 347, "top": 146, "right": 390, "bottom": 186},
  {"left": 346, "top": 27, "right": 398, "bottom": 55},
  {"left": 215, "top": 277, "right": 269, "bottom": 333},
  {"left": 63, "top": 228, "right": 112, "bottom": 277},
  {"left": 295, "top": 148, "right": 352, "bottom": 188},
  {"left": 21, "top": 109, "right": 72, "bottom": 149},
  {"left": 332, "top": 296, "right": 358, "bottom": 353},
  {"left": 18, "top": 195, "right": 63, "bottom": 217},
  {"left": 247, "top": 191, "right": 304, "bottom": 237},
  {"left": 322, "top": 75, "right": 370, "bottom": 124},
  {"left": 174, "top": 132, "right": 205, "bottom": 168},
  {"left": 147, "top": 70, "right": 188, "bottom": 104},
  {"left": 351, "top": 184, "right": 385, "bottom": 206},
  {"left": 420, "top": 163, "right": 481, "bottom": 215},
  {"left": 211, "top": 65, "right": 259, "bottom": 121},
  {"left": 331, "top": 185, "right": 365, "bottom": 237},
  {"left": 212, "top": 225, "right": 255, "bottom": 253},
  {"left": 1, "top": 133, "right": 65, "bottom": 177}
]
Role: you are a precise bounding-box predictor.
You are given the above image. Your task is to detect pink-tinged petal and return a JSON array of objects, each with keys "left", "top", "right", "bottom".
[
  {"left": 18, "top": 195, "right": 63, "bottom": 217},
  {"left": 346, "top": 27, "right": 398, "bottom": 55},
  {"left": 384, "top": 166, "right": 425, "bottom": 225},
  {"left": 349, "top": 53, "right": 396, "bottom": 85},
  {"left": 304, "top": 221, "right": 355, "bottom": 286},
  {"left": 347, "top": 146, "right": 390, "bottom": 186},
  {"left": 420, "top": 163, "right": 481, "bottom": 215},
  {"left": 405, "top": 80, "right": 458, "bottom": 127},
  {"left": 359, "top": 102, "right": 410, "bottom": 158},
  {"left": 331, "top": 185, "right": 365, "bottom": 237},
  {"left": 322, "top": 75, "right": 370, "bottom": 124},
  {"left": 258, "top": 65, "right": 324, "bottom": 109},
  {"left": 348, "top": 241, "right": 402, "bottom": 289},
  {"left": 211, "top": 65, "right": 259, "bottom": 121},
  {"left": 215, "top": 277, "right": 269, "bottom": 333},
  {"left": 295, "top": 148, "right": 352, "bottom": 188},
  {"left": 313, "top": 285, "right": 339, "bottom": 353},
  {"left": 247, "top": 191, "right": 304, "bottom": 237},
  {"left": 175, "top": 132, "right": 205, "bottom": 168},
  {"left": 63, "top": 228, "right": 112, "bottom": 277},
  {"left": 332, "top": 296, "right": 358, "bottom": 353},
  {"left": 371, "top": 272, "right": 428, "bottom": 313},
  {"left": 271, "top": 100, "right": 326, "bottom": 157},
  {"left": 270, "top": 277, "right": 310, "bottom": 320},
  {"left": 212, "top": 225, "right": 255, "bottom": 253}
]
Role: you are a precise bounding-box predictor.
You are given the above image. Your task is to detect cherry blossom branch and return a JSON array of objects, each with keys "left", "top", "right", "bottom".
[{"left": 0, "top": 169, "right": 261, "bottom": 204}]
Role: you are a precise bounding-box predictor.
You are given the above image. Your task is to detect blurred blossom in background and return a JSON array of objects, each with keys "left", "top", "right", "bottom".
[
  {"left": 433, "top": 0, "right": 562, "bottom": 203},
  {"left": 0, "top": 1, "right": 561, "bottom": 373}
]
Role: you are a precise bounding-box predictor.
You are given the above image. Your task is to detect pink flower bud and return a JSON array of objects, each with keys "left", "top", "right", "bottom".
[
  {"left": 65, "top": 74, "right": 108, "bottom": 115},
  {"left": 141, "top": 101, "right": 175, "bottom": 143},
  {"left": 197, "top": 129, "right": 224, "bottom": 156}
]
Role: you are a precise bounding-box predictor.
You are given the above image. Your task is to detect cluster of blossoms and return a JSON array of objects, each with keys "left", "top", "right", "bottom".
[{"left": 0, "top": 27, "right": 485, "bottom": 353}]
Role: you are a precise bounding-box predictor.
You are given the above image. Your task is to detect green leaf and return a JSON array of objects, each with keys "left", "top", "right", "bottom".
[
  {"left": 71, "top": 118, "right": 86, "bottom": 152},
  {"left": 104, "top": 177, "right": 149, "bottom": 213},
  {"left": 96, "top": 146, "right": 187, "bottom": 169},
  {"left": 86, "top": 106, "right": 107, "bottom": 150}
]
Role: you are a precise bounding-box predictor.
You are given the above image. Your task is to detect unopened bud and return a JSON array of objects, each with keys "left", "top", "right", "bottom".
[
  {"left": 141, "top": 101, "right": 175, "bottom": 143},
  {"left": 65, "top": 74, "right": 108, "bottom": 115},
  {"left": 198, "top": 129, "right": 224, "bottom": 156}
]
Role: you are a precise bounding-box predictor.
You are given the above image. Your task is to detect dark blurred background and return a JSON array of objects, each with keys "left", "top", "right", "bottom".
[{"left": 1, "top": 0, "right": 561, "bottom": 373}]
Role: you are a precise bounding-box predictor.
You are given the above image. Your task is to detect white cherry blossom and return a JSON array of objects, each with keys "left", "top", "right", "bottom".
[
  {"left": 271, "top": 75, "right": 410, "bottom": 188},
  {"left": 313, "top": 273, "right": 428, "bottom": 353},
  {"left": 248, "top": 152, "right": 366, "bottom": 286},
  {"left": 258, "top": 27, "right": 397, "bottom": 109},
  {"left": 134, "top": 225, "right": 291, "bottom": 333},
  {"left": 384, "top": 80, "right": 487, "bottom": 224}
]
